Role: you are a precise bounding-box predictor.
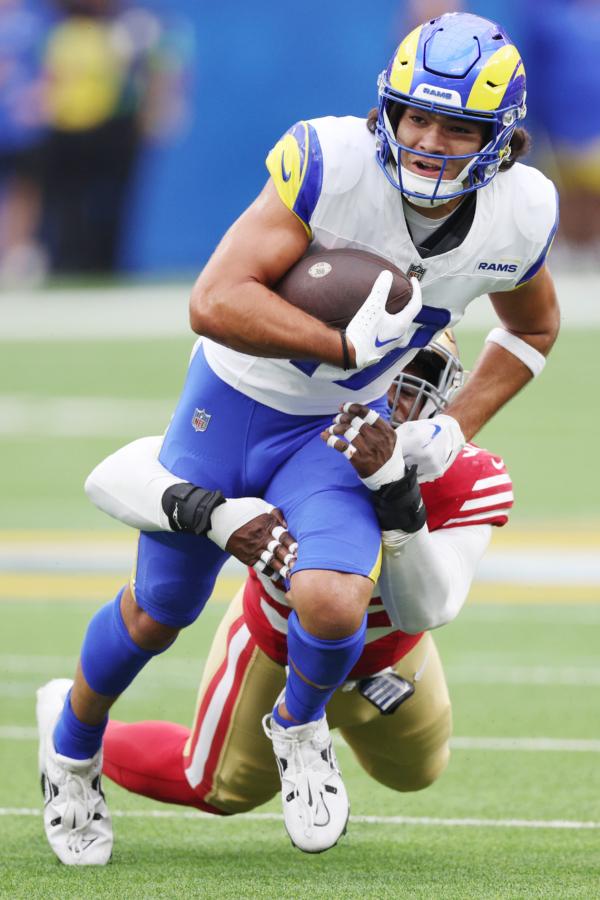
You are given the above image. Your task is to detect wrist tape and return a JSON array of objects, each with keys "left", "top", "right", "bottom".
[
  {"left": 372, "top": 465, "right": 427, "bottom": 533},
  {"left": 162, "top": 482, "right": 226, "bottom": 535}
]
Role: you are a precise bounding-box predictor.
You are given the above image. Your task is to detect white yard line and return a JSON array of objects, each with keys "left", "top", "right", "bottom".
[
  {"left": 3, "top": 644, "right": 600, "bottom": 688},
  {"left": 0, "top": 653, "right": 204, "bottom": 677},
  {"left": 2, "top": 725, "right": 599, "bottom": 752},
  {"left": 0, "top": 806, "right": 598, "bottom": 829},
  {"left": 477, "top": 553, "right": 600, "bottom": 585},
  {"left": 0, "top": 534, "right": 598, "bottom": 586},
  {"left": 2, "top": 653, "right": 600, "bottom": 689},
  {"left": 0, "top": 727, "right": 37, "bottom": 739},
  {"left": 0, "top": 395, "right": 173, "bottom": 438},
  {"left": 445, "top": 665, "right": 600, "bottom": 686},
  {"left": 450, "top": 737, "right": 600, "bottom": 752},
  {"left": 2, "top": 272, "right": 598, "bottom": 340},
  {"left": 0, "top": 285, "right": 191, "bottom": 340}
]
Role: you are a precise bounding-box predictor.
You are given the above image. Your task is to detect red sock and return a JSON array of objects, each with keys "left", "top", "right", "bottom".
[{"left": 103, "top": 720, "right": 226, "bottom": 815}]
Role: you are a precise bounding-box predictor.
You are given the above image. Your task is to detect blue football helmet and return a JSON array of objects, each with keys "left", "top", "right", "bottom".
[{"left": 376, "top": 12, "right": 527, "bottom": 206}]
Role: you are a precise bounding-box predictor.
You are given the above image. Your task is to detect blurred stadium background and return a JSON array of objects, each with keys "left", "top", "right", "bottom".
[{"left": 1, "top": 1, "right": 599, "bottom": 897}]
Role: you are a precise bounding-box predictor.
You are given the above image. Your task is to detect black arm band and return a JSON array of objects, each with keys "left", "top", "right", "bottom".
[
  {"left": 372, "top": 465, "right": 427, "bottom": 533},
  {"left": 339, "top": 329, "right": 351, "bottom": 370},
  {"left": 161, "top": 483, "right": 226, "bottom": 536}
]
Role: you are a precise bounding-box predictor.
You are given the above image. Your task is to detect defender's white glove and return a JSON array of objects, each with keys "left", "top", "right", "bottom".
[
  {"left": 346, "top": 271, "right": 422, "bottom": 369},
  {"left": 396, "top": 414, "right": 465, "bottom": 483}
]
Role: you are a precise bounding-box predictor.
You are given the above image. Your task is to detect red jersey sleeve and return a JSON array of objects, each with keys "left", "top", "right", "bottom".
[{"left": 421, "top": 443, "right": 514, "bottom": 531}]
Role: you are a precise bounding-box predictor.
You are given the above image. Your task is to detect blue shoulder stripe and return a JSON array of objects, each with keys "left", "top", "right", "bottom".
[{"left": 291, "top": 122, "right": 323, "bottom": 226}]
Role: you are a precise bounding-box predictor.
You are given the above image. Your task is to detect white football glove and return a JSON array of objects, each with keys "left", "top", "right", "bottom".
[
  {"left": 396, "top": 414, "right": 465, "bottom": 483},
  {"left": 346, "top": 271, "right": 422, "bottom": 369}
]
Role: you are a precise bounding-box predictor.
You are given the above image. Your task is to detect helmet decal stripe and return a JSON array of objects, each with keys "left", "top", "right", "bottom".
[
  {"left": 466, "top": 45, "right": 522, "bottom": 111},
  {"left": 389, "top": 25, "right": 422, "bottom": 95}
]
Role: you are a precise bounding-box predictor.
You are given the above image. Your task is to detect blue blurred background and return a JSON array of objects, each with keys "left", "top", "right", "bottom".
[{"left": 1, "top": 0, "right": 599, "bottom": 281}]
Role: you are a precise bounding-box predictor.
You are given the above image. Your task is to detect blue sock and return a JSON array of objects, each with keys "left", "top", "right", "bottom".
[
  {"left": 79, "top": 589, "right": 158, "bottom": 696},
  {"left": 275, "top": 611, "right": 367, "bottom": 727},
  {"left": 53, "top": 589, "right": 161, "bottom": 759},
  {"left": 53, "top": 691, "right": 108, "bottom": 760}
]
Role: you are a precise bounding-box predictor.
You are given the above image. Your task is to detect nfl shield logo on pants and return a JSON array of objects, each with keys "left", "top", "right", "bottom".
[{"left": 192, "top": 408, "right": 211, "bottom": 432}]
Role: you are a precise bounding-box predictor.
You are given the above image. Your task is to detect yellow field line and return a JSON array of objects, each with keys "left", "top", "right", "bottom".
[
  {"left": 0, "top": 573, "right": 598, "bottom": 605},
  {"left": 0, "top": 530, "right": 135, "bottom": 545},
  {"left": 1, "top": 528, "right": 598, "bottom": 549},
  {"left": 468, "top": 583, "right": 600, "bottom": 604},
  {"left": 490, "top": 531, "right": 600, "bottom": 550},
  {"left": 0, "top": 574, "right": 245, "bottom": 603}
]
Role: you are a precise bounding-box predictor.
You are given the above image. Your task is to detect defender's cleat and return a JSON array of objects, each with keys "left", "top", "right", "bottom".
[
  {"left": 262, "top": 701, "right": 349, "bottom": 853},
  {"left": 37, "top": 678, "right": 113, "bottom": 866}
]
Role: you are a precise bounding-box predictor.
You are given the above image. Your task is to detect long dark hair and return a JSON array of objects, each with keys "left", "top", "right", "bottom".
[{"left": 365, "top": 107, "right": 531, "bottom": 170}]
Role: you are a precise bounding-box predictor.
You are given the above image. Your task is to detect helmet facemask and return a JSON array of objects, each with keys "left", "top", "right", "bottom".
[
  {"left": 389, "top": 331, "right": 465, "bottom": 424},
  {"left": 376, "top": 89, "right": 521, "bottom": 207}
]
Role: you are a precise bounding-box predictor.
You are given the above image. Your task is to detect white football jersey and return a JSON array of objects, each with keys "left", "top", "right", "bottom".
[{"left": 203, "top": 116, "right": 558, "bottom": 415}]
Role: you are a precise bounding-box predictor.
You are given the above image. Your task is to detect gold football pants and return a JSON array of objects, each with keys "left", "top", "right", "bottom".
[{"left": 182, "top": 589, "right": 452, "bottom": 814}]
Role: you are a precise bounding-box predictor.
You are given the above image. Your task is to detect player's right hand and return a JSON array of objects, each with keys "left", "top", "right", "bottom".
[
  {"left": 321, "top": 403, "right": 406, "bottom": 490},
  {"left": 345, "top": 272, "right": 422, "bottom": 369},
  {"left": 208, "top": 498, "right": 297, "bottom": 579}
]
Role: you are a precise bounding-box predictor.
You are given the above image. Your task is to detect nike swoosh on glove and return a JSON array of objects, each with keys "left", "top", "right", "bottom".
[
  {"left": 395, "top": 414, "right": 465, "bottom": 483},
  {"left": 346, "top": 271, "right": 422, "bottom": 369}
]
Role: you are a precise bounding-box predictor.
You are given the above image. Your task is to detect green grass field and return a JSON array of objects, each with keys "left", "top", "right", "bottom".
[
  {"left": 1, "top": 329, "right": 599, "bottom": 528},
  {"left": 1, "top": 600, "right": 599, "bottom": 899},
  {"left": 1, "top": 320, "right": 599, "bottom": 897}
]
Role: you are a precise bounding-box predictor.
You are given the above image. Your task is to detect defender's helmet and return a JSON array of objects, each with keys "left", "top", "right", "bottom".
[
  {"left": 389, "top": 329, "right": 464, "bottom": 423},
  {"left": 376, "top": 12, "right": 526, "bottom": 206}
]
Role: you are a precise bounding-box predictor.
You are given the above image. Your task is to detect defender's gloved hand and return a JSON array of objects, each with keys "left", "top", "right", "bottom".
[
  {"left": 320, "top": 403, "right": 426, "bottom": 534},
  {"left": 321, "top": 402, "right": 405, "bottom": 487},
  {"left": 208, "top": 498, "right": 297, "bottom": 580},
  {"left": 395, "top": 413, "right": 465, "bottom": 483},
  {"left": 346, "top": 272, "right": 422, "bottom": 369},
  {"left": 162, "top": 486, "right": 297, "bottom": 579}
]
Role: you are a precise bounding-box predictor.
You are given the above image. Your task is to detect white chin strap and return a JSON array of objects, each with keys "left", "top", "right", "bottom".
[
  {"left": 399, "top": 165, "right": 467, "bottom": 207},
  {"left": 383, "top": 107, "right": 473, "bottom": 208}
]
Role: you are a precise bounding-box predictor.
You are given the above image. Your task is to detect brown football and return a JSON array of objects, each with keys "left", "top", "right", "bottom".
[{"left": 274, "top": 248, "right": 413, "bottom": 329}]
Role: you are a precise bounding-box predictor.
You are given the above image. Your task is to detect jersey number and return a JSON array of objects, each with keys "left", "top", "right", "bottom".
[{"left": 290, "top": 305, "right": 451, "bottom": 389}]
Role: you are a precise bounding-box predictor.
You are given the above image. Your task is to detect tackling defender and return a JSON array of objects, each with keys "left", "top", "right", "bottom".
[
  {"left": 37, "top": 11, "right": 558, "bottom": 863},
  {"left": 44, "top": 332, "right": 513, "bottom": 850}
]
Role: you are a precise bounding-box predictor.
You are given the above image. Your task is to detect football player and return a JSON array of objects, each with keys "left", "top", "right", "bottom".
[
  {"left": 43, "top": 331, "right": 513, "bottom": 852},
  {"left": 37, "top": 11, "right": 557, "bottom": 862}
]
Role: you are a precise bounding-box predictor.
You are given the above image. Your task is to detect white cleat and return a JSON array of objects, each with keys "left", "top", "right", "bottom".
[
  {"left": 36, "top": 678, "right": 113, "bottom": 866},
  {"left": 262, "top": 702, "right": 349, "bottom": 853}
]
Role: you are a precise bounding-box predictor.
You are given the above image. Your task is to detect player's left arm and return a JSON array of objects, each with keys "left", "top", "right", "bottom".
[
  {"left": 85, "top": 437, "right": 297, "bottom": 577},
  {"left": 444, "top": 264, "right": 560, "bottom": 441},
  {"left": 321, "top": 404, "right": 504, "bottom": 632},
  {"left": 377, "top": 523, "right": 492, "bottom": 633}
]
